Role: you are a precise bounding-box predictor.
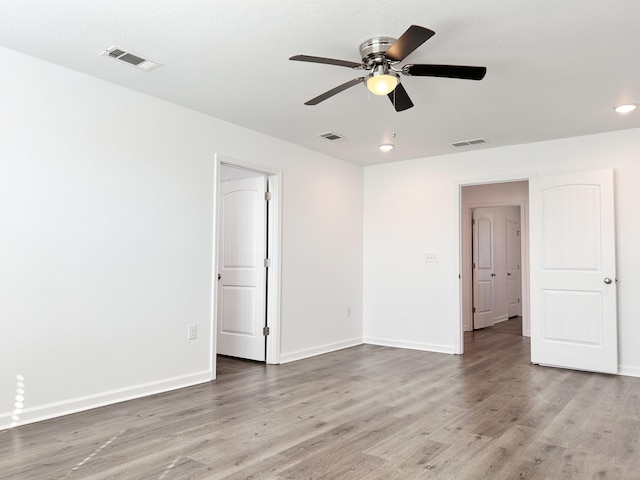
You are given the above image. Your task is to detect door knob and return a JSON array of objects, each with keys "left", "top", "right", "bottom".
[
  {"left": 491, "top": 273, "right": 496, "bottom": 277},
  {"left": 218, "top": 274, "right": 222, "bottom": 280},
  {"left": 507, "top": 272, "right": 512, "bottom": 276},
  {"left": 604, "top": 277, "right": 612, "bottom": 284}
]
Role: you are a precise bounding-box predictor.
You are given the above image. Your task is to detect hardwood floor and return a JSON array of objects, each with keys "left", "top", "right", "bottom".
[{"left": 3, "top": 318, "right": 640, "bottom": 479}]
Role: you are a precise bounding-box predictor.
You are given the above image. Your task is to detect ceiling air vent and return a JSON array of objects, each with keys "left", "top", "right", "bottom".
[
  {"left": 100, "top": 46, "right": 163, "bottom": 72},
  {"left": 317, "top": 131, "right": 346, "bottom": 142},
  {"left": 450, "top": 138, "right": 487, "bottom": 148}
]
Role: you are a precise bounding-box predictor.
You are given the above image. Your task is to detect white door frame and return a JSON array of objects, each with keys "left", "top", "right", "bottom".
[
  {"left": 455, "top": 174, "right": 532, "bottom": 355},
  {"left": 212, "top": 154, "right": 282, "bottom": 375}
]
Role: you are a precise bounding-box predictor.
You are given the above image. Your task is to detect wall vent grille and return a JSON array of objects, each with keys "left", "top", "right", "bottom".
[
  {"left": 317, "top": 131, "right": 345, "bottom": 141},
  {"left": 101, "top": 46, "right": 163, "bottom": 72},
  {"left": 450, "top": 138, "right": 487, "bottom": 148}
]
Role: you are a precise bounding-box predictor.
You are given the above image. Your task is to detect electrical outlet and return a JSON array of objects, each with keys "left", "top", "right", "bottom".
[
  {"left": 188, "top": 324, "right": 197, "bottom": 340},
  {"left": 425, "top": 253, "right": 440, "bottom": 263}
]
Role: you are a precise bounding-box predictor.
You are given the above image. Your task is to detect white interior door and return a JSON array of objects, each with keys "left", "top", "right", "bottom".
[
  {"left": 530, "top": 169, "right": 617, "bottom": 374},
  {"left": 473, "top": 209, "right": 495, "bottom": 329},
  {"left": 506, "top": 219, "right": 522, "bottom": 318},
  {"left": 217, "top": 175, "right": 267, "bottom": 361}
]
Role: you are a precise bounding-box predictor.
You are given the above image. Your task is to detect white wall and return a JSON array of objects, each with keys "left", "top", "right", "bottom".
[
  {"left": 0, "top": 46, "right": 363, "bottom": 428},
  {"left": 276, "top": 154, "right": 364, "bottom": 362},
  {"left": 363, "top": 128, "right": 640, "bottom": 376},
  {"left": 462, "top": 182, "right": 529, "bottom": 206}
]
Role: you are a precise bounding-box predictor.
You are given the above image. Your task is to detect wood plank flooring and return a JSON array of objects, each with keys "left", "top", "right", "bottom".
[{"left": 2, "top": 318, "right": 640, "bottom": 479}]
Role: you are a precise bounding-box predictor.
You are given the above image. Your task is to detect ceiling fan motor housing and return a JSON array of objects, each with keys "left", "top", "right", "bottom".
[{"left": 359, "top": 36, "right": 397, "bottom": 67}]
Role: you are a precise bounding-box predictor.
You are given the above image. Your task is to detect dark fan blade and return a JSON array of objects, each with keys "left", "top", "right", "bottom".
[
  {"left": 385, "top": 25, "right": 435, "bottom": 62},
  {"left": 304, "top": 77, "right": 365, "bottom": 105},
  {"left": 387, "top": 83, "right": 414, "bottom": 112},
  {"left": 404, "top": 64, "right": 487, "bottom": 80},
  {"left": 290, "top": 55, "right": 362, "bottom": 69}
]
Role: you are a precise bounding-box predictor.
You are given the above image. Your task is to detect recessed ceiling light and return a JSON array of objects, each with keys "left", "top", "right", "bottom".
[
  {"left": 613, "top": 103, "right": 638, "bottom": 114},
  {"left": 379, "top": 144, "right": 394, "bottom": 153}
]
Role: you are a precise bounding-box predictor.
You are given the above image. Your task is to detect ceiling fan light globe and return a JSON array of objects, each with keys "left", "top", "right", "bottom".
[{"left": 367, "top": 74, "right": 398, "bottom": 96}]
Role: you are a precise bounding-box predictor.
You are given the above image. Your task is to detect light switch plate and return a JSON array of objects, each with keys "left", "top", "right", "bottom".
[
  {"left": 425, "top": 253, "right": 440, "bottom": 263},
  {"left": 188, "top": 324, "right": 197, "bottom": 340}
]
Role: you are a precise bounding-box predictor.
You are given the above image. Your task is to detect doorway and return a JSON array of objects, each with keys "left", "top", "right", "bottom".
[
  {"left": 212, "top": 155, "right": 281, "bottom": 376},
  {"left": 459, "top": 180, "right": 530, "bottom": 354},
  {"left": 471, "top": 205, "right": 523, "bottom": 330},
  {"left": 217, "top": 165, "right": 268, "bottom": 362}
]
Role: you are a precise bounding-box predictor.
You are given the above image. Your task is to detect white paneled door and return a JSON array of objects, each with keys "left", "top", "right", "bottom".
[
  {"left": 217, "top": 176, "right": 267, "bottom": 361},
  {"left": 473, "top": 209, "right": 495, "bottom": 329},
  {"left": 530, "top": 169, "right": 617, "bottom": 374}
]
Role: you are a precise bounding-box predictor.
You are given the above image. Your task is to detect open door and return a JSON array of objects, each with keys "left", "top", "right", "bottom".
[
  {"left": 217, "top": 175, "right": 267, "bottom": 361},
  {"left": 472, "top": 209, "right": 495, "bottom": 329},
  {"left": 530, "top": 169, "right": 617, "bottom": 374}
]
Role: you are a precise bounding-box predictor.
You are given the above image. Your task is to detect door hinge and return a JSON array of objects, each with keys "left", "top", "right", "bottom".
[
  {"left": 264, "top": 191, "right": 272, "bottom": 201},
  {"left": 518, "top": 298, "right": 520, "bottom": 304},
  {"left": 473, "top": 307, "right": 476, "bottom": 313},
  {"left": 472, "top": 262, "right": 476, "bottom": 269},
  {"left": 264, "top": 258, "right": 271, "bottom": 268},
  {"left": 263, "top": 326, "right": 270, "bottom": 336}
]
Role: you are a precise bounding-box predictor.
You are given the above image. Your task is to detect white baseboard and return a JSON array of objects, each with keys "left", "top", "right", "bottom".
[
  {"left": 0, "top": 371, "right": 212, "bottom": 430},
  {"left": 364, "top": 337, "right": 456, "bottom": 354},
  {"left": 279, "top": 338, "right": 363, "bottom": 364},
  {"left": 618, "top": 365, "right": 640, "bottom": 378},
  {"left": 494, "top": 315, "right": 509, "bottom": 323}
]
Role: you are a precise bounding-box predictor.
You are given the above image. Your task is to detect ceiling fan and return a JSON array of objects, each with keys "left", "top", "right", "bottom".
[{"left": 290, "top": 25, "right": 486, "bottom": 112}]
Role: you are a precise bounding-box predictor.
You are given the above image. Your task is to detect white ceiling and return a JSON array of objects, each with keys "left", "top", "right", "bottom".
[{"left": 1, "top": 0, "right": 639, "bottom": 166}]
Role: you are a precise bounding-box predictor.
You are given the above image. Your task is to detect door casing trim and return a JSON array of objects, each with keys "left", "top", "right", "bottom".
[
  {"left": 212, "top": 154, "right": 282, "bottom": 376},
  {"left": 455, "top": 173, "right": 532, "bottom": 355}
]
